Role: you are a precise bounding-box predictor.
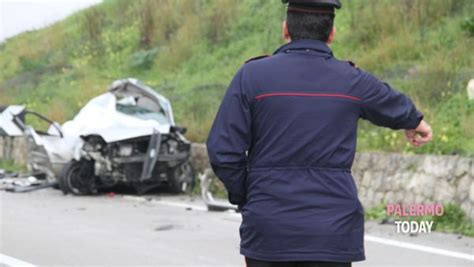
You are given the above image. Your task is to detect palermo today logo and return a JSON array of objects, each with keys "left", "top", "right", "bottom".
[{"left": 386, "top": 203, "right": 444, "bottom": 234}]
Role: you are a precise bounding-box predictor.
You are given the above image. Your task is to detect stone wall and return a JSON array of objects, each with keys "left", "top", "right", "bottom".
[
  {"left": 352, "top": 153, "right": 473, "bottom": 219},
  {"left": 0, "top": 136, "right": 27, "bottom": 166},
  {"left": 191, "top": 143, "right": 211, "bottom": 172},
  {"left": 191, "top": 144, "right": 474, "bottom": 220}
]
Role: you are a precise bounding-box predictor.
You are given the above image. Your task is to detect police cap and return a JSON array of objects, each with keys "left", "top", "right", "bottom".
[{"left": 282, "top": 0, "right": 342, "bottom": 9}]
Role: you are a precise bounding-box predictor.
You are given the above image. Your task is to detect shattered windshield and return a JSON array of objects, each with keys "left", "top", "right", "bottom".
[{"left": 116, "top": 104, "right": 169, "bottom": 124}]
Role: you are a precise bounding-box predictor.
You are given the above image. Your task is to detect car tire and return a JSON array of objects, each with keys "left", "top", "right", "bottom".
[
  {"left": 167, "top": 161, "right": 194, "bottom": 194},
  {"left": 59, "top": 160, "right": 97, "bottom": 195}
]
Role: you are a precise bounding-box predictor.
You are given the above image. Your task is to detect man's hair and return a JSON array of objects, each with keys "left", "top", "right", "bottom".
[{"left": 286, "top": 11, "right": 335, "bottom": 42}]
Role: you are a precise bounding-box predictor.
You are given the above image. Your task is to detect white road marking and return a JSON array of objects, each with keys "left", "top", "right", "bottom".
[
  {"left": 123, "top": 196, "right": 474, "bottom": 262},
  {"left": 0, "top": 253, "right": 36, "bottom": 267},
  {"left": 364, "top": 235, "right": 474, "bottom": 262}
]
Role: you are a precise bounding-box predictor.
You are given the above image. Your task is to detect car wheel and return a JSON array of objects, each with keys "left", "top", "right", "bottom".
[
  {"left": 167, "top": 161, "right": 194, "bottom": 194},
  {"left": 59, "top": 160, "right": 97, "bottom": 195}
]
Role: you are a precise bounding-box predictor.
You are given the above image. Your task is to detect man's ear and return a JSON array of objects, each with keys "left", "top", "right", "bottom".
[
  {"left": 282, "top": 20, "right": 291, "bottom": 43},
  {"left": 327, "top": 26, "right": 336, "bottom": 45}
]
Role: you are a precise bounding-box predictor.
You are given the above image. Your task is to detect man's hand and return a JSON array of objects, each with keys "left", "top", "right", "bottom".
[{"left": 405, "top": 120, "right": 433, "bottom": 147}]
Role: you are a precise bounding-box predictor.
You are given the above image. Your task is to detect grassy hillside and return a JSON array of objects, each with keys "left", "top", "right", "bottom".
[{"left": 1, "top": 0, "right": 473, "bottom": 155}]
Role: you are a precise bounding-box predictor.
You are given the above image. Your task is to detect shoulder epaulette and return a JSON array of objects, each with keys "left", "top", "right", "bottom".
[
  {"left": 244, "top": 55, "right": 270, "bottom": 64},
  {"left": 347, "top": 60, "right": 358, "bottom": 68}
]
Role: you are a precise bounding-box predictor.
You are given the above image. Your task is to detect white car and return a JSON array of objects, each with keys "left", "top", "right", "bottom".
[{"left": 9, "top": 78, "right": 194, "bottom": 195}]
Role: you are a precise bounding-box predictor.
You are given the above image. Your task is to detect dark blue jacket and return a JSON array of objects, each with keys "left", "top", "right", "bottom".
[{"left": 206, "top": 39, "right": 423, "bottom": 262}]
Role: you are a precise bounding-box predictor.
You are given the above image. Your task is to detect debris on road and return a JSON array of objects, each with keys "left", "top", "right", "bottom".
[
  {"left": 0, "top": 177, "right": 38, "bottom": 189},
  {"left": 199, "top": 168, "right": 238, "bottom": 212},
  {"left": 6, "top": 181, "right": 57, "bottom": 193},
  {"left": 0, "top": 172, "right": 57, "bottom": 193},
  {"left": 154, "top": 224, "right": 175, "bottom": 231}
]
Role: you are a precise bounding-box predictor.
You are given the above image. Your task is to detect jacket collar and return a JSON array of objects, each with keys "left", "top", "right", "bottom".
[{"left": 273, "top": 39, "right": 333, "bottom": 57}]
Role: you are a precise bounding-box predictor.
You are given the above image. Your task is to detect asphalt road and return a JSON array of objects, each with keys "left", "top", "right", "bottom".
[{"left": 0, "top": 189, "right": 473, "bottom": 267}]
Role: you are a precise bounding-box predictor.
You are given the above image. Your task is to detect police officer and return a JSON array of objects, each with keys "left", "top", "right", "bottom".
[{"left": 207, "top": 0, "right": 432, "bottom": 266}]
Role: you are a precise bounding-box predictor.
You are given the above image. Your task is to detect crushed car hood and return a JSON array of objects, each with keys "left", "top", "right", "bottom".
[{"left": 62, "top": 92, "right": 171, "bottom": 143}]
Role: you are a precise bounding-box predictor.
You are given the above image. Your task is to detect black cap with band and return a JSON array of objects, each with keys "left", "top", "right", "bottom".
[{"left": 282, "top": 0, "right": 342, "bottom": 14}]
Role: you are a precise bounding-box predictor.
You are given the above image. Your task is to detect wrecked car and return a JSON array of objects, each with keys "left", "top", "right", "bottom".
[{"left": 11, "top": 78, "right": 194, "bottom": 195}]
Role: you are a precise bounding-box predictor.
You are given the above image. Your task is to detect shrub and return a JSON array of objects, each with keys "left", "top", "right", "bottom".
[
  {"left": 461, "top": 16, "right": 474, "bottom": 36},
  {"left": 128, "top": 48, "right": 159, "bottom": 70}
]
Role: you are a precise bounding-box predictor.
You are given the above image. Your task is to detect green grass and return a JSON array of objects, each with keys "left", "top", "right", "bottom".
[
  {"left": 0, "top": 159, "right": 26, "bottom": 173},
  {"left": 0, "top": 0, "right": 473, "bottom": 155},
  {"left": 365, "top": 202, "right": 474, "bottom": 237}
]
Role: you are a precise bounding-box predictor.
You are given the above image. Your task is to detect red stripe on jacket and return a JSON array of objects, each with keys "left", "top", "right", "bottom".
[{"left": 255, "top": 92, "right": 362, "bottom": 102}]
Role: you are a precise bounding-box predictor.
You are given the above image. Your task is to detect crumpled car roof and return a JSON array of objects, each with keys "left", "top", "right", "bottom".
[
  {"left": 62, "top": 93, "right": 169, "bottom": 143},
  {"left": 61, "top": 78, "right": 173, "bottom": 143}
]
